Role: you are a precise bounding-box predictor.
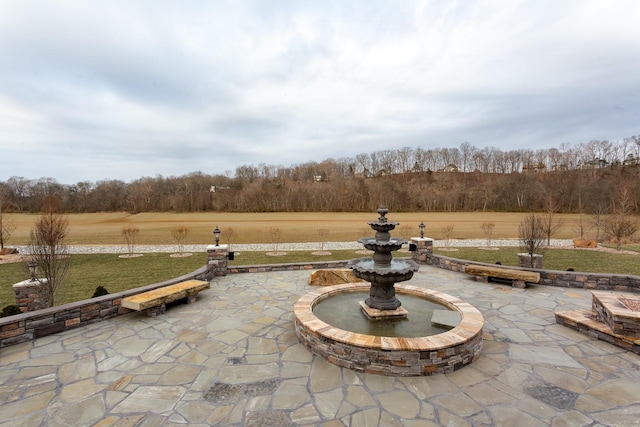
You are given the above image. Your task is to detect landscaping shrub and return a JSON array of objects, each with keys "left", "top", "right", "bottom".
[
  {"left": 92, "top": 286, "right": 109, "bottom": 298},
  {"left": 1, "top": 304, "right": 22, "bottom": 317}
]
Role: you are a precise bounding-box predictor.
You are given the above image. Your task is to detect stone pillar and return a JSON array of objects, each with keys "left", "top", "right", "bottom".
[
  {"left": 13, "top": 279, "right": 51, "bottom": 312},
  {"left": 411, "top": 237, "right": 433, "bottom": 265},
  {"left": 518, "top": 253, "right": 543, "bottom": 269},
  {"left": 206, "top": 244, "right": 229, "bottom": 278}
]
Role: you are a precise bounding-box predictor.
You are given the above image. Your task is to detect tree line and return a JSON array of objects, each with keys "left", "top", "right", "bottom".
[{"left": 1, "top": 137, "right": 639, "bottom": 214}]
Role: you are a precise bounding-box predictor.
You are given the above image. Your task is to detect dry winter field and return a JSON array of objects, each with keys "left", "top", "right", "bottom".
[{"left": 5, "top": 211, "right": 584, "bottom": 245}]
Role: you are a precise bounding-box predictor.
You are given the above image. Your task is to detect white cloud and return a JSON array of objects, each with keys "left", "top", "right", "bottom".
[{"left": 0, "top": 0, "right": 639, "bottom": 183}]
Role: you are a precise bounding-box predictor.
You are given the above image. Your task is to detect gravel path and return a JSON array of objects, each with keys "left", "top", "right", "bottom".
[
  {"left": 8, "top": 239, "right": 576, "bottom": 255},
  {"left": 4, "top": 239, "right": 634, "bottom": 265}
]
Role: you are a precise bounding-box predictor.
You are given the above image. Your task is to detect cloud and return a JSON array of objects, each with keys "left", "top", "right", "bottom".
[{"left": 1, "top": 0, "right": 639, "bottom": 183}]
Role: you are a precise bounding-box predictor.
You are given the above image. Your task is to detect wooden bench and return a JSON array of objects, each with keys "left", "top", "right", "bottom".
[
  {"left": 464, "top": 265, "right": 540, "bottom": 288},
  {"left": 121, "top": 279, "right": 210, "bottom": 317}
]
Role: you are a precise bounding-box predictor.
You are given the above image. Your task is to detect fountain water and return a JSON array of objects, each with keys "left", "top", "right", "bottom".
[{"left": 294, "top": 208, "right": 484, "bottom": 376}]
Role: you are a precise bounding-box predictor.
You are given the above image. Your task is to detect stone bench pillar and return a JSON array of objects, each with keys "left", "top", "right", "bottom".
[
  {"left": 206, "top": 244, "right": 229, "bottom": 278},
  {"left": 411, "top": 237, "right": 433, "bottom": 265},
  {"left": 13, "top": 279, "right": 51, "bottom": 312}
]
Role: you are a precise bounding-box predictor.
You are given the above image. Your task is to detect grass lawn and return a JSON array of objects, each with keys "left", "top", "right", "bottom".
[
  {"left": 601, "top": 244, "right": 640, "bottom": 252},
  {"left": 434, "top": 247, "right": 640, "bottom": 276},
  {"left": 0, "top": 250, "right": 405, "bottom": 308},
  {"left": 2, "top": 246, "right": 639, "bottom": 310},
  {"left": 0, "top": 253, "right": 205, "bottom": 309}
]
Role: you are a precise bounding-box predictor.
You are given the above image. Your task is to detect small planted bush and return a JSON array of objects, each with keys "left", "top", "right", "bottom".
[
  {"left": 1, "top": 304, "right": 22, "bottom": 317},
  {"left": 92, "top": 286, "right": 109, "bottom": 298}
]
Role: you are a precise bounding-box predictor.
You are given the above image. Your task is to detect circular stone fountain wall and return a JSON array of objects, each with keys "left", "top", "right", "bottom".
[{"left": 294, "top": 283, "right": 484, "bottom": 376}]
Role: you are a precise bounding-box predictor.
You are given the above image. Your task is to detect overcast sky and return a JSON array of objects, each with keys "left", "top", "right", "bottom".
[{"left": 1, "top": 1, "right": 639, "bottom": 184}]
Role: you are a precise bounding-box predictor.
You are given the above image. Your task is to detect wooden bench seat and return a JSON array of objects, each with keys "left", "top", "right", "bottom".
[
  {"left": 464, "top": 265, "right": 540, "bottom": 288},
  {"left": 122, "top": 279, "right": 210, "bottom": 316}
]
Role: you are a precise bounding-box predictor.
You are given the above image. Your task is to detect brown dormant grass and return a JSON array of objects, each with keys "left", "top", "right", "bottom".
[{"left": 5, "top": 212, "right": 585, "bottom": 245}]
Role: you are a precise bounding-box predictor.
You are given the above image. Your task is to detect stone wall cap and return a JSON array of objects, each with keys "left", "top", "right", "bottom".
[
  {"left": 517, "top": 253, "right": 543, "bottom": 257},
  {"left": 206, "top": 244, "right": 228, "bottom": 251},
  {"left": 12, "top": 278, "right": 49, "bottom": 288}
]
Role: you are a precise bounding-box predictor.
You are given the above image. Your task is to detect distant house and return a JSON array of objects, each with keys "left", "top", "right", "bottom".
[
  {"left": 355, "top": 168, "right": 372, "bottom": 178},
  {"left": 438, "top": 163, "right": 460, "bottom": 173},
  {"left": 522, "top": 162, "right": 547, "bottom": 173},
  {"left": 578, "top": 159, "right": 608, "bottom": 170},
  {"left": 210, "top": 185, "right": 231, "bottom": 192}
]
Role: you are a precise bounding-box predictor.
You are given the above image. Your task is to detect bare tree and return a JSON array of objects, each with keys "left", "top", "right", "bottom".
[
  {"left": 480, "top": 222, "right": 495, "bottom": 248},
  {"left": 222, "top": 227, "right": 237, "bottom": 249},
  {"left": 317, "top": 228, "right": 330, "bottom": 251},
  {"left": 459, "top": 142, "right": 477, "bottom": 173},
  {"left": 572, "top": 196, "right": 588, "bottom": 240},
  {"left": 440, "top": 225, "right": 455, "bottom": 249},
  {"left": 0, "top": 197, "right": 16, "bottom": 251},
  {"left": 355, "top": 153, "right": 371, "bottom": 175},
  {"left": 591, "top": 202, "right": 608, "bottom": 241},
  {"left": 396, "top": 146, "right": 413, "bottom": 174},
  {"left": 170, "top": 226, "right": 189, "bottom": 254},
  {"left": 541, "top": 193, "right": 564, "bottom": 245},
  {"left": 122, "top": 226, "right": 140, "bottom": 256},
  {"left": 574, "top": 213, "right": 590, "bottom": 240},
  {"left": 269, "top": 227, "right": 283, "bottom": 253},
  {"left": 518, "top": 214, "right": 546, "bottom": 267},
  {"left": 602, "top": 183, "right": 638, "bottom": 250},
  {"left": 28, "top": 198, "right": 70, "bottom": 306},
  {"left": 6, "top": 176, "right": 31, "bottom": 213}
]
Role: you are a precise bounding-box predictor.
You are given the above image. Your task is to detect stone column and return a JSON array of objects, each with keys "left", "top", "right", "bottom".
[
  {"left": 518, "top": 253, "right": 543, "bottom": 269},
  {"left": 411, "top": 237, "right": 433, "bottom": 265},
  {"left": 13, "top": 279, "right": 51, "bottom": 312},
  {"left": 206, "top": 244, "right": 229, "bottom": 278}
]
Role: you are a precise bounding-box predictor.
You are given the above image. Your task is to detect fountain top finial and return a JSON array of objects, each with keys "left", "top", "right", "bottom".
[{"left": 377, "top": 206, "right": 389, "bottom": 223}]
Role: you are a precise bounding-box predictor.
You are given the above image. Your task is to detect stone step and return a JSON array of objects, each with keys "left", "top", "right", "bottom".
[
  {"left": 592, "top": 291, "right": 640, "bottom": 338},
  {"left": 430, "top": 309, "right": 461, "bottom": 329},
  {"left": 555, "top": 308, "right": 640, "bottom": 355}
]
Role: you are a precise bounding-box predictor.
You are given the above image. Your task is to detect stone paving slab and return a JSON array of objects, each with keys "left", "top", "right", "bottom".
[{"left": 1, "top": 266, "right": 640, "bottom": 426}]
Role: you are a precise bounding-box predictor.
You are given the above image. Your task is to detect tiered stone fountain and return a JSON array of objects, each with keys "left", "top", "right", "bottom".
[
  {"left": 350, "top": 206, "right": 418, "bottom": 318},
  {"left": 294, "top": 208, "right": 484, "bottom": 376}
]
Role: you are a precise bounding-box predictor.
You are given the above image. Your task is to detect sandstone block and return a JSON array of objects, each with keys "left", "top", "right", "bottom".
[
  {"left": 307, "top": 269, "right": 363, "bottom": 286},
  {"left": 573, "top": 239, "right": 597, "bottom": 248}
]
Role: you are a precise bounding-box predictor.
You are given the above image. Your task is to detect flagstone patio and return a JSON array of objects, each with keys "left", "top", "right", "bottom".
[{"left": 1, "top": 266, "right": 640, "bottom": 426}]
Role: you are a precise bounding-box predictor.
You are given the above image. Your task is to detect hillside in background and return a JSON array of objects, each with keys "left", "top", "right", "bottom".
[{"left": 1, "top": 138, "right": 639, "bottom": 214}]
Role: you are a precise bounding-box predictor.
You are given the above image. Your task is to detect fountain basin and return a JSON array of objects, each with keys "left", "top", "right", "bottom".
[
  {"left": 315, "top": 292, "right": 451, "bottom": 336},
  {"left": 294, "top": 283, "right": 484, "bottom": 376}
]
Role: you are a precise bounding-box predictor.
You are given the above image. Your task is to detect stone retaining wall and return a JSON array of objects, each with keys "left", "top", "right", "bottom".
[
  {"left": 2, "top": 250, "right": 639, "bottom": 348},
  {"left": 0, "top": 261, "right": 348, "bottom": 348},
  {"left": 0, "top": 266, "right": 208, "bottom": 348},
  {"left": 229, "top": 261, "right": 349, "bottom": 274},
  {"left": 427, "top": 253, "right": 640, "bottom": 293}
]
